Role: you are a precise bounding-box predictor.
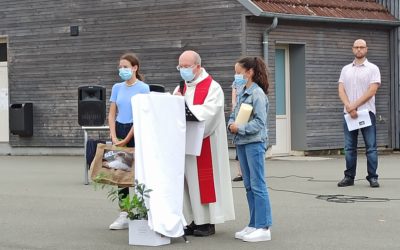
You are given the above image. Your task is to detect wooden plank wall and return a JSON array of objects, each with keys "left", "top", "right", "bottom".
[
  {"left": 377, "top": 0, "right": 400, "bottom": 149},
  {"left": 246, "top": 18, "right": 391, "bottom": 150},
  {"left": 244, "top": 17, "right": 277, "bottom": 145},
  {"left": 0, "top": 0, "right": 248, "bottom": 147}
]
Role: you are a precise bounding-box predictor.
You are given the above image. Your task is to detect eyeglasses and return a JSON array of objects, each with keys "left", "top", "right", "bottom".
[
  {"left": 353, "top": 46, "right": 366, "bottom": 50},
  {"left": 176, "top": 64, "right": 196, "bottom": 71}
]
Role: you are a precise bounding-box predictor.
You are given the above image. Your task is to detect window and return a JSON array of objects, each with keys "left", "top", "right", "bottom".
[{"left": 0, "top": 43, "right": 7, "bottom": 62}]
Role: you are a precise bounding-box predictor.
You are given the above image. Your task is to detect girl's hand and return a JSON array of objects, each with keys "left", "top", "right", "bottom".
[
  {"left": 111, "top": 136, "right": 120, "bottom": 145},
  {"left": 114, "top": 139, "right": 127, "bottom": 147},
  {"left": 113, "top": 136, "right": 128, "bottom": 147},
  {"left": 229, "top": 123, "right": 239, "bottom": 134}
]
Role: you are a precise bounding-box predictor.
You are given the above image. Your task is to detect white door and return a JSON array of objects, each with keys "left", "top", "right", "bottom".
[
  {"left": 0, "top": 61, "right": 9, "bottom": 142},
  {"left": 271, "top": 46, "right": 291, "bottom": 155}
]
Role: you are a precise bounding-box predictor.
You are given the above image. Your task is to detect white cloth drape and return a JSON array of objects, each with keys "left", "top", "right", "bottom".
[{"left": 132, "top": 93, "right": 186, "bottom": 238}]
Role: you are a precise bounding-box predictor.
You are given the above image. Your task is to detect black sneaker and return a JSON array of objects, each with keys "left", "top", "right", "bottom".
[
  {"left": 232, "top": 175, "right": 243, "bottom": 182},
  {"left": 193, "top": 224, "right": 215, "bottom": 237},
  {"left": 368, "top": 177, "right": 380, "bottom": 188},
  {"left": 337, "top": 176, "right": 354, "bottom": 187}
]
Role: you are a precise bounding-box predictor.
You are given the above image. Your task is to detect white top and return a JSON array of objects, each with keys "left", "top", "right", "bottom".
[{"left": 338, "top": 59, "right": 381, "bottom": 114}]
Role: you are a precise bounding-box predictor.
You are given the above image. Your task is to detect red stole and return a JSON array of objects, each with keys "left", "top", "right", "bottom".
[{"left": 181, "top": 76, "right": 217, "bottom": 204}]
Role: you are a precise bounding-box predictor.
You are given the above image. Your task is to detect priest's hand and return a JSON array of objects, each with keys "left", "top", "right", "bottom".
[{"left": 228, "top": 123, "right": 239, "bottom": 134}]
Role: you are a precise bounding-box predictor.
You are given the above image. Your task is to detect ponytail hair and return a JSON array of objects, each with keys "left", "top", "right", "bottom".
[
  {"left": 236, "top": 56, "right": 269, "bottom": 94},
  {"left": 120, "top": 52, "right": 144, "bottom": 81}
]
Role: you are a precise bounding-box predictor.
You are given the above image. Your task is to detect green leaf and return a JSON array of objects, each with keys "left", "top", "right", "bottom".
[{"left": 93, "top": 178, "right": 152, "bottom": 220}]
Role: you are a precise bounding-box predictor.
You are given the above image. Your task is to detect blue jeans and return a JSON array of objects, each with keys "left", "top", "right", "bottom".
[
  {"left": 237, "top": 142, "right": 272, "bottom": 228},
  {"left": 343, "top": 112, "right": 378, "bottom": 180}
]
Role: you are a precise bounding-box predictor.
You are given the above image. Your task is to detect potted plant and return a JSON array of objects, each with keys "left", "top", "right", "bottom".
[
  {"left": 93, "top": 175, "right": 171, "bottom": 246},
  {"left": 120, "top": 180, "right": 151, "bottom": 220}
]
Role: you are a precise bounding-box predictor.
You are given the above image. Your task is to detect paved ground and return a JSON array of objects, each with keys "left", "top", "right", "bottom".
[{"left": 0, "top": 153, "right": 399, "bottom": 250}]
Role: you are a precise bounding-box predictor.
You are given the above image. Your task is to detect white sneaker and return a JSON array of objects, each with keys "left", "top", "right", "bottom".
[
  {"left": 242, "top": 228, "right": 271, "bottom": 242},
  {"left": 109, "top": 212, "right": 129, "bottom": 230},
  {"left": 234, "top": 226, "right": 256, "bottom": 239}
]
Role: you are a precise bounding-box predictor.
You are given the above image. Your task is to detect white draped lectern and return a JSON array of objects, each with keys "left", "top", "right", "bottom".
[{"left": 133, "top": 92, "right": 201, "bottom": 239}]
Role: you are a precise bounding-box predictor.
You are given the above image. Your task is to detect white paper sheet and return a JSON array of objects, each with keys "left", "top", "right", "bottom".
[
  {"left": 344, "top": 109, "right": 372, "bottom": 131},
  {"left": 185, "top": 121, "right": 205, "bottom": 156}
]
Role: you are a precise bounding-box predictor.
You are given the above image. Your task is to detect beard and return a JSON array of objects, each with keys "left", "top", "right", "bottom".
[{"left": 355, "top": 53, "right": 366, "bottom": 59}]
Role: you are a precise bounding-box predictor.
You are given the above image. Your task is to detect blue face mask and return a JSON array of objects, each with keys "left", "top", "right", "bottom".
[
  {"left": 234, "top": 74, "right": 247, "bottom": 86},
  {"left": 119, "top": 68, "right": 133, "bottom": 81},
  {"left": 180, "top": 67, "right": 196, "bottom": 82}
]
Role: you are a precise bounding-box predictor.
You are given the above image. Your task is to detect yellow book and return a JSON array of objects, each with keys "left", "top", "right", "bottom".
[{"left": 235, "top": 103, "right": 253, "bottom": 125}]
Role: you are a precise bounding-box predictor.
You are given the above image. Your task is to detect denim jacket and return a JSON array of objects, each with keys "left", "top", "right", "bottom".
[{"left": 228, "top": 82, "right": 269, "bottom": 146}]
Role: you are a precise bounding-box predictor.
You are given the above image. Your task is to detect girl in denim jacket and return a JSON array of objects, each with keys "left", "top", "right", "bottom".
[{"left": 228, "top": 56, "right": 272, "bottom": 242}]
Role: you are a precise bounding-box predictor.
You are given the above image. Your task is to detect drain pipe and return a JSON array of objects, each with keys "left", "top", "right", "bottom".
[{"left": 263, "top": 17, "right": 278, "bottom": 63}]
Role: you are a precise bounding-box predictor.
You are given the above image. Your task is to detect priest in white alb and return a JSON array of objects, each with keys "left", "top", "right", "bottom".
[{"left": 174, "top": 50, "right": 235, "bottom": 236}]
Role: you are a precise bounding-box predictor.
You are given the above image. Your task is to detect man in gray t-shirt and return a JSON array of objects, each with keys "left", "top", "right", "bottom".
[{"left": 337, "top": 39, "right": 381, "bottom": 188}]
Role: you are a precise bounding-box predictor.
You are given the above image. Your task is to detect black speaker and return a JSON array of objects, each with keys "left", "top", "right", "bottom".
[
  {"left": 149, "top": 84, "right": 166, "bottom": 93},
  {"left": 9, "top": 103, "right": 33, "bottom": 137},
  {"left": 78, "top": 86, "right": 106, "bottom": 126}
]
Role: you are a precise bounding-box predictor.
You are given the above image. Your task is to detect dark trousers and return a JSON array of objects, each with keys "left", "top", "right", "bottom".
[
  {"left": 343, "top": 112, "right": 378, "bottom": 180},
  {"left": 115, "top": 121, "right": 134, "bottom": 202}
]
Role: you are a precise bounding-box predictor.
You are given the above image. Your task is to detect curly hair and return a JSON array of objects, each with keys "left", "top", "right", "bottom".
[{"left": 236, "top": 56, "right": 269, "bottom": 94}]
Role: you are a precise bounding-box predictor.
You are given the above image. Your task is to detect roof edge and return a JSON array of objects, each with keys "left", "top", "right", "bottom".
[
  {"left": 238, "top": 0, "right": 400, "bottom": 27},
  {"left": 238, "top": 0, "right": 263, "bottom": 16},
  {"left": 260, "top": 12, "right": 400, "bottom": 26}
]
